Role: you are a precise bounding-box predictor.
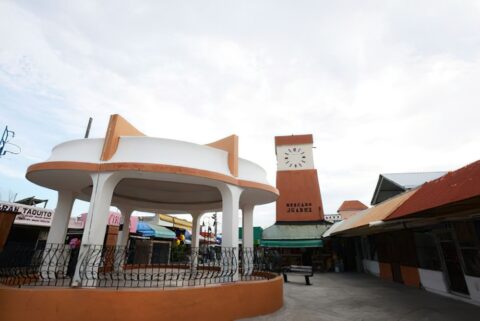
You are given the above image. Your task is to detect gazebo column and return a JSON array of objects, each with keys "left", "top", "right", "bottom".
[
  {"left": 72, "top": 172, "right": 119, "bottom": 287},
  {"left": 190, "top": 211, "right": 205, "bottom": 274},
  {"left": 42, "top": 190, "right": 75, "bottom": 278},
  {"left": 46, "top": 190, "right": 75, "bottom": 245},
  {"left": 242, "top": 204, "right": 255, "bottom": 276},
  {"left": 242, "top": 204, "right": 254, "bottom": 248},
  {"left": 191, "top": 212, "right": 205, "bottom": 249},
  {"left": 116, "top": 206, "right": 134, "bottom": 249},
  {"left": 114, "top": 206, "right": 134, "bottom": 270},
  {"left": 219, "top": 184, "right": 243, "bottom": 282}
]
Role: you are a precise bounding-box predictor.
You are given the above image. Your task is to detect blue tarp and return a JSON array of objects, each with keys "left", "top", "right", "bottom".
[
  {"left": 136, "top": 222, "right": 176, "bottom": 239},
  {"left": 137, "top": 221, "right": 155, "bottom": 237}
]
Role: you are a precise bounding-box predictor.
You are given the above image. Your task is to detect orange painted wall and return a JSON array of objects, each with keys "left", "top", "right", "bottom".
[
  {"left": 379, "top": 262, "right": 393, "bottom": 281},
  {"left": 0, "top": 276, "right": 283, "bottom": 321},
  {"left": 206, "top": 135, "right": 239, "bottom": 177},
  {"left": 276, "top": 169, "right": 324, "bottom": 222},
  {"left": 275, "top": 135, "right": 313, "bottom": 146},
  {"left": 101, "top": 114, "right": 145, "bottom": 161},
  {"left": 400, "top": 265, "right": 420, "bottom": 288},
  {"left": 0, "top": 212, "right": 16, "bottom": 249}
]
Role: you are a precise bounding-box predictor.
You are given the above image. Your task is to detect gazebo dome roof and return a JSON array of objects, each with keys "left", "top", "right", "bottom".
[{"left": 27, "top": 114, "right": 278, "bottom": 213}]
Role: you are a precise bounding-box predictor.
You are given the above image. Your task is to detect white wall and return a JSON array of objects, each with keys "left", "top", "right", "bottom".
[
  {"left": 113, "top": 137, "right": 231, "bottom": 175},
  {"left": 48, "top": 138, "right": 104, "bottom": 162},
  {"left": 418, "top": 268, "right": 448, "bottom": 294},
  {"left": 465, "top": 275, "right": 480, "bottom": 303},
  {"left": 238, "top": 158, "right": 269, "bottom": 184},
  {"left": 362, "top": 259, "right": 380, "bottom": 276},
  {"left": 276, "top": 144, "right": 314, "bottom": 171},
  {"left": 46, "top": 137, "right": 272, "bottom": 186}
]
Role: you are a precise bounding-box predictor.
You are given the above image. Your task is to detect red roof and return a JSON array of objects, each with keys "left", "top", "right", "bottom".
[
  {"left": 337, "top": 200, "right": 368, "bottom": 212},
  {"left": 386, "top": 160, "right": 480, "bottom": 220},
  {"left": 275, "top": 134, "right": 313, "bottom": 146}
]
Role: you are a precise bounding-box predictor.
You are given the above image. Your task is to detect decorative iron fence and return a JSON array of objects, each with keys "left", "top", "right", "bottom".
[
  {"left": 79, "top": 245, "right": 238, "bottom": 288},
  {"left": 239, "top": 247, "right": 282, "bottom": 281},
  {"left": 0, "top": 243, "right": 279, "bottom": 289},
  {"left": 0, "top": 243, "right": 77, "bottom": 287}
]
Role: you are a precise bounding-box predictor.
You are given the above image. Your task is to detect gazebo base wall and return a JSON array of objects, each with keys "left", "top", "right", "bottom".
[{"left": 0, "top": 275, "right": 283, "bottom": 321}]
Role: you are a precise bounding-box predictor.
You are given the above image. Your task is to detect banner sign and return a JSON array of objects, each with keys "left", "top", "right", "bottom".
[{"left": 0, "top": 201, "right": 54, "bottom": 227}]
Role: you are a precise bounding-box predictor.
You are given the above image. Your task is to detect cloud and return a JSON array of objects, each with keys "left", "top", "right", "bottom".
[
  {"left": 0, "top": 162, "right": 24, "bottom": 179},
  {"left": 1, "top": 1, "right": 480, "bottom": 226}
]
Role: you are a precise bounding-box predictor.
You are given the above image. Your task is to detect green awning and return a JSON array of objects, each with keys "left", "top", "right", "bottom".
[
  {"left": 262, "top": 223, "right": 331, "bottom": 240},
  {"left": 239, "top": 227, "right": 263, "bottom": 245},
  {"left": 260, "top": 239, "right": 323, "bottom": 248},
  {"left": 147, "top": 223, "right": 176, "bottom": 239}
]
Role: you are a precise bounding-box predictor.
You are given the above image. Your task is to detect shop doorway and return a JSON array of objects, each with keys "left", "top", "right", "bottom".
[{"left": 436, "top": 229, "right": 469, "bottom": 295}]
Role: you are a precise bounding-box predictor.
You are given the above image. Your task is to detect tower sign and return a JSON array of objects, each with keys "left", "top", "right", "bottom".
[{"left": 275, "top": 134, "right": 324, "bottom": 222}]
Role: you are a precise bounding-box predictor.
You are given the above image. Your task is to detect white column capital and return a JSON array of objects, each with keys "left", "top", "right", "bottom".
[
  {"left": 190, "top": 211, "right": 206, "bottom": 219},
  {"left": 117, "top": 205, "right": 134, "bottom": 215}
]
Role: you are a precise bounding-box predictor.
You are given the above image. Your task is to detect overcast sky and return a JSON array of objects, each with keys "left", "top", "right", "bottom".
[{"left": 1, "top": 1, "right": 480, "bottom": 228}]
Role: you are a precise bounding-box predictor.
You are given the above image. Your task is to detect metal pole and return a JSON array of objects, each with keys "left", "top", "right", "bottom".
[{"left": 84, "top": 117, "right": 93, "bottom": 138}]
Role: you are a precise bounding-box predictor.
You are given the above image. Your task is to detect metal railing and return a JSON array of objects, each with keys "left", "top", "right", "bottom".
[
  {"left": 0, "top": 243, "right": 77, "bottom": 287},
  {"left": 79, "top": 245, "right": 238, "bottom": 288},
  {"left": 239, "top": 247, "right": 282, "bottom": 281},
  {"left": 0, "top": 243, "right": 280, "bottom": 288}
]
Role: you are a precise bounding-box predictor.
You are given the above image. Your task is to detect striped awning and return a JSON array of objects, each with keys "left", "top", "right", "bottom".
[{"left": 137, "top": 222, "right": 176, "bottom": 239}]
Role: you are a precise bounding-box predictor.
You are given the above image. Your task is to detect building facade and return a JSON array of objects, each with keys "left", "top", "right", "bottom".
[
  {"left": 261, "top": 134, "right": 331, "bottom": 270},
  {"left": 326, "top": 161, "right": 480, "bottom": 304}
]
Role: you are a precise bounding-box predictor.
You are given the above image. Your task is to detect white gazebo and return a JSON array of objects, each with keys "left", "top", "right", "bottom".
[{"left": 26, "top": 114, "right": 278, "bottom": 286}]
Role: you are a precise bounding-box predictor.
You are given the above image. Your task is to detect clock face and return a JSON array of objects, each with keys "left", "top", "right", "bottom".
[{"left": 283, "top": 147, "right": 307, "bottom": 168}]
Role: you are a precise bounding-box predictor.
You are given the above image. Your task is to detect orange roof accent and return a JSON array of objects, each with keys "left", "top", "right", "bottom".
[
  {"left": 386, "top": 160, "right": 480, "bottom": 220},
  {"left": 101, "top": 114, "right": 144, "bottom": 161},
  {"left": 333, "top": 189, "right": 417, "bottom": 235},
  {"left": 337, "top": 200, "right": 368, "bottom": 212},
  {"left": 206, "top": 135, "right": 239, "bottom": 177},
  {"left": 26, "top": 161, "right": 279, "bottom": 196},
  {"left": 275, "top": 134, "right": 313, "bottom": 147}
]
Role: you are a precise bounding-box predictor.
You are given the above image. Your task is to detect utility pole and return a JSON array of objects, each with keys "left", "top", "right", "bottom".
[{"left": 84, "top": 117, "right": 93, "bottom": 138}]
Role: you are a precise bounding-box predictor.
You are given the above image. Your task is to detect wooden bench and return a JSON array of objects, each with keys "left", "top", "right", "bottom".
[{"left": 282, "top": 265, "right": 313, "bottom": 285}]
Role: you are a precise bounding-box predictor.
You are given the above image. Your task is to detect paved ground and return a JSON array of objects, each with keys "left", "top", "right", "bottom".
[{"left": 240, "top": 273, "right": 480, "bottom": 321}]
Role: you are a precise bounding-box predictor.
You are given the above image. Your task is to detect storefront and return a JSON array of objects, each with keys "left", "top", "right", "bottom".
[
  {"left": 327, "top": 160, "right": 480, "bottom": 304},
  {"left": 0, "top": 201, "right": 54, "bottom": 249},
  {"left": 261, "top": 223, "right": 331, "bottom": 271}
]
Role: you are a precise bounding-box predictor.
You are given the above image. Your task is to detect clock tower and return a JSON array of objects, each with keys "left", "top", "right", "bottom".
[{"left": 275, "top": 134, "right": 324, "bottom": 222}]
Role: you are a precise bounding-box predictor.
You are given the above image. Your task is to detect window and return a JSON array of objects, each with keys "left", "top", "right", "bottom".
[
  {"left": 360, "top": 235, "right": 377, "bottom": 260},
  {"left": 414, "top": 232, "right": 441, "bottom": 271},
  {"left": 454, "top": 221, "right": 480, "bottom": 277}
]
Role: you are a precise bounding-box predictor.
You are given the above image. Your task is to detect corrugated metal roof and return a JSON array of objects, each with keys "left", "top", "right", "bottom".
[
  {"left": 371, "top": 171, "right": 447, "bottom": 205},
  {"left": 262, "top": 224, "right": 329, "bottom": 240},
  {"left": 322, "top": 220, "right": 346, "bottom": 238},
  {"left": 332, "top": 189, "right": 417, "bottom": 235},
  {"left": 382, "top": 172, "right": 447, "bottom": 189},
  {"left": 387, "top": 160, "right": 480, "bottom": 220}
]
